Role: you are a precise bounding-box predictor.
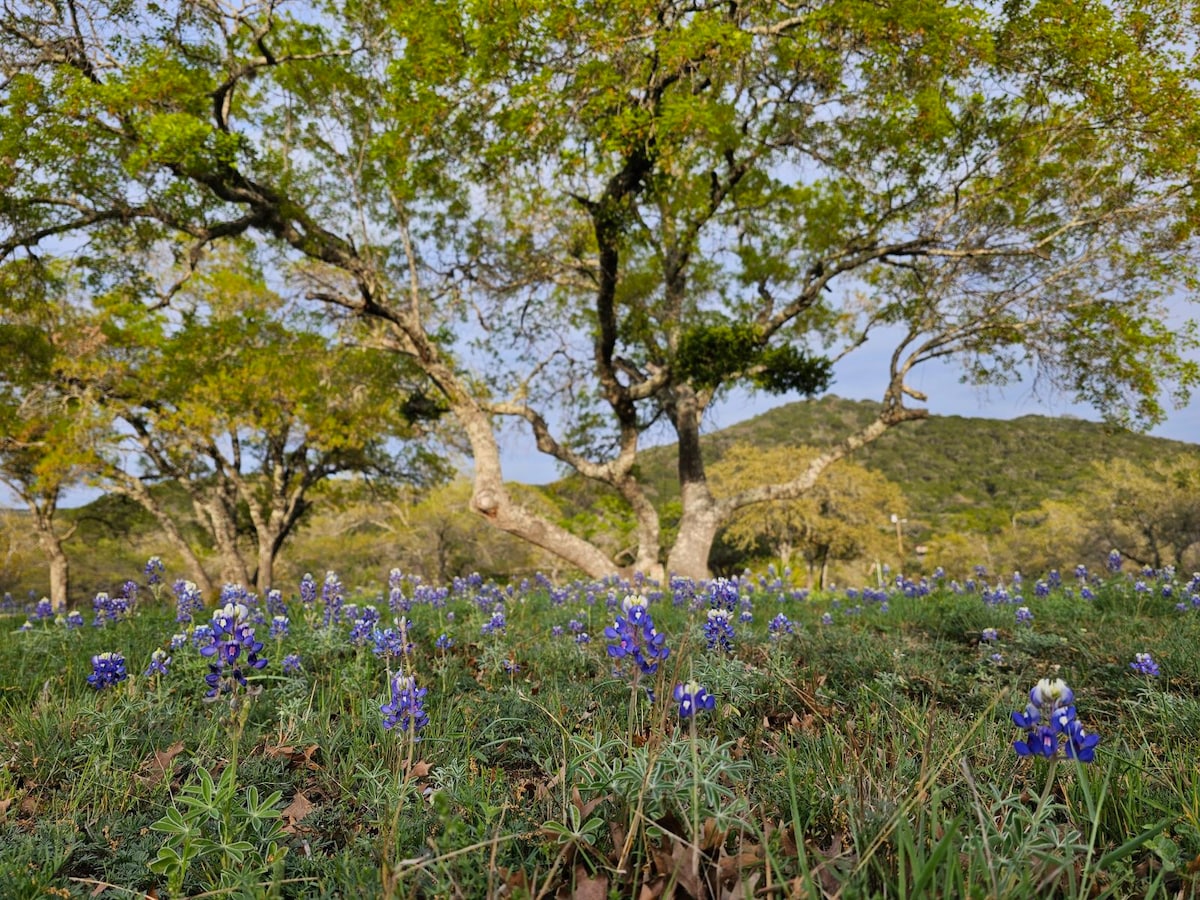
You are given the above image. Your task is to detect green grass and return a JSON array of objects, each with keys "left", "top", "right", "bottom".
[{"left": 2, "top": 567, "right": 1200, "bottom": 898}]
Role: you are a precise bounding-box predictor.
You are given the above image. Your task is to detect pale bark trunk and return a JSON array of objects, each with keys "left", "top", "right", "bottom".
[
  {"left": 37, "top": 530, "right": 70, "bottom": 609},
  {"left": 424, "top": 353, "right": 622, "bottom": 580},
  {"left": 110, "top": 477, "right": 215, "bottom": 596},
  {"left": 664, "top": 387, "right": 718, "bottom": 579},
  {"left": 667, "top": 482, "right": 723, "bottom": 579},
  {"left": 196, "top": 495, "right": 252, "bottom": 588},
  {"left": 23, "top": 489, "right": 71, "bottom": 608}
]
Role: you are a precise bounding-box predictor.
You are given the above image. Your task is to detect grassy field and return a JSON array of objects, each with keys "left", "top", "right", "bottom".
[{"left": 2, "top": 560, "right": 1199, "bottom": 898}]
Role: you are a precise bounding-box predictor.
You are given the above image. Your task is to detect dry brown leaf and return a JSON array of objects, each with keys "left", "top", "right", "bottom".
[
  {"left": 718, "top": 848, "right": 763, "bottom": 886},
  {"left": 570, "top": 785, "right": 608, "bottom": 820},
  {"left": 136, "top": 740, "right": 185, "bottom": 788},
  {"left": 264, "top": 743, "right": 322, "bottom": 770},
  {"left": 668, "top": 838, "right": 703, "bottom": 898},
  {"left": 406, "top": 759, "right": 431, "bottom": 778},
  {"left": 701, "top": 818, "right": 727, "bottom": 852},
  {"left": 722, "top": 870, "right": 761, "bottom": 900},
  {"left": 572, "top": 865, "right": 608, "bottom": 900},
  {"left": 19, "top": 795, "right": 37, "bottom": 817},
  {"left": 0, "top": 797, "right": 12, "bottom": 821},
  {"left": 280, "top": 791, "right": 315, "bottom": 833},
  {"left": 638, "top": 879, "right": 665, "bottom": 900}
]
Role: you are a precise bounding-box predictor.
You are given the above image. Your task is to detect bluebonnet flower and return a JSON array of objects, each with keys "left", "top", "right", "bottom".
[
  {"left": 269, "top": 615, "right": 290, "bottom": 639},
  {"left": 981, "top": 627, "right": 998, "bottom": 643},
  {"left": 768, "top": 613, "right": 795, "bottom": 639},
  {"left": 707, "top": 578, "right": 739, "bottom": 613},
  {"left": 17, "top": 619, "right": 33, "bottom": 632},
  {"left": 821, "top": 612, "right": 834, "bottom": 626},
  {"left": 88, "top": 652, "right": 128, "bottom": 690},
  {"left": 92, "top": 592, "right": 129, "bottom": 626},
  {"left": 673, "top": 681, "right": 716, "bottom": 718},
  {"left": 299, "top": 572, "right": 318, "bottom": 606},
  {"left": 33, "top": 598, "right": 53, "bottom": 620},
  {"left": 1107, "top": 549, "right": 1122, "bottom": 573},
  {"left": 503, "top": 658, "right": 520, "bottom": 674},
  {"left": 605, "top": 594, "right": 669, "bottom": 676},
  {"left": 481, "top": 608, "right": 507, "bottom": 635},
  {"left": 388, "top": 568, "right": 412, "bottom": 614},
  {"left": 265, "top": 589, "right": 287, "bottom": 618},
  {"left": 551, "top": 625, "right": 564, "bottom": 638},
  {"left": 381, "top": 673, "right": 429, "bottom": 734},
  {"left": 348, "top": 606, "right": 381, "bottom": 645},
  {"left": 144, "top": 556, "right": 165, "bottom": 586},
  {"left": 145, "top": 648, "right": 171, "bottom": 677},
  {"left": 372, "top": 624, "right": 413, "bottom": 659},
  {"left": 575, "top": 631, "right": 590, "bottom": 644},
  {"left": 65, "top": 611, "right": 84, "bottom": 630},
  {"left": 321, "top": 571, "right": 345, "bottom": 627},
  {"left": 435, "top": 632, "right": 454, "bottom": 651},
  {"left": 1130, "top": 652, "right": 1160, "bottom": 676},
  {"left": 173, "top": 580, "right": 205, "bottom": 623},
  {"left": 1074, "top": 564, "right": 1088, "bottom": 580},
  {"left": 170, "top": 632, "right": 188, "bottom": 650},
  {"left": 1015, "top": 606, "right": 1033, "bottom": 626},
  {"left": 199, "top": 603, "right": 268, "bottom": 698},
  {"left": 1081, "top": 586, "right": 1095, "bottom": 601},
  {"left": 703, "top": 609, "right": 735, "bottom": 654},
  {"left": 1012, "top": 678, "right": 1099, "bottom": 763},
  {"left": 192, "top": 624, "right": 214, "bottom": 648},
  {"left": 282, "top": 653, "right": 302, "bottom": 674}
]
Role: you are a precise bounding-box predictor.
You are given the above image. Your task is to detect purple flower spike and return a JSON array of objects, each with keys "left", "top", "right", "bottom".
[{"left": 673, "top": 681, "right": 716, "bottom": 719}]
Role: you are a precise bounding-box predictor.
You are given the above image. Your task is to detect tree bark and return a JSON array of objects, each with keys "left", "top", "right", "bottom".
[
  {"left": 36, "top": 527, "right": 70, "bottom": 609},
  {"left": 109, "top": 475, "right": 215, "bottom": 596}
]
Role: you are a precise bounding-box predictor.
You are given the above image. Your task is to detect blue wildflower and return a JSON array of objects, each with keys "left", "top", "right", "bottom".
[
  {"left": 88, "top": 652, "right": 128, "bottom": 690},
  {"left": 768, "top": 612, "right": 795, "bottom": 639},
  {"left": 1130, "top": 652, "right": 1160, "bottom": 677},
  {"left": 282, "top": 653, "right": 302, "bottom": 674},
  {"left": 1015, "top": 606, "right": 1033, "bottom": 626},
  {"left": 269, "top": 615, "right": 290, "bottom": 639},
  {"left": 145, "top": 648, "right": 171, "bottom": 678},
  {"left": 198, "top": 602, "right": 268, "bottom": 698},
  {"left": 144, "top": 556, "right": 165, "bottom": 586},
  {"left": 604, "top": 594, "right": 669, "bottom": 676},
  {"left": 381, "top": 673, "right": 429, "bottom": 735},
  {"left": 673, "top": 681, "right": 716, "bottom": 718},
  {"left": 1012, "top": 677, "right": 1098, "bottom": 763},
  {"left": 703, "top": 609, "right": 735, "bottom": 654}
]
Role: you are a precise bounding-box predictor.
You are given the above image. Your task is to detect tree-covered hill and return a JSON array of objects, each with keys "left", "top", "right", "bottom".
[{"left": 5, "top": 396, "right": 1200, "bottom": 597}]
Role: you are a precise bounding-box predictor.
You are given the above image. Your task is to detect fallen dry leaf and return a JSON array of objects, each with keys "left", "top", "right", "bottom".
[
  {"left": 136, "top": 741, "right": 185, "bottom": 788},
  {"left": 572, "top": 865, "right": 608, "bottom": 900},
  {"left": 280, "top": 791, "right": 315, "bottom": 833},
  {"left": 264, "top": 743, "right": 322, "bottom": 770}
]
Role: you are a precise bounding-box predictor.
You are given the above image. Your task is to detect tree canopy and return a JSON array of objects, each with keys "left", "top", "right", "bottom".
[{"left": 2, "top": 0, "right": 1199, "bottom": 579}]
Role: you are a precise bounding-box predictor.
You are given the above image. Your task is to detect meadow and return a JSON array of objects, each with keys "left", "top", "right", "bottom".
[{"left": 2, "top": 557, "right": 1199, "bottom": 899}]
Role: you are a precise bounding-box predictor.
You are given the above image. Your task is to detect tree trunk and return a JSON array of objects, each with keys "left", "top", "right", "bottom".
[
  {"left": 196, "top": 495, "right": 252, "bottom": 588},
  {"left": 665, "top": 388, "right": 719, "bottom": 579},
  {"left": 38, "top": 530, "right": 70, "bottom": 609},
  {"left": 426, "top": 355, "right": 621, "bottom": 579},
  {"left": 110, "top": 476, "right": 215, "bottom": 596},
  {"left": 17, "top": 486, "right": 73, "bottom": 609}
]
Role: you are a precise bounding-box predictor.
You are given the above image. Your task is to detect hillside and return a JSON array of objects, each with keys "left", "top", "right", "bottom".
[
  {"left": 6, "top": 396, "right": 1199, "bottom": 596},
  {"left": 551, "top": 395, "right": 1200, "bottom": 540}
]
